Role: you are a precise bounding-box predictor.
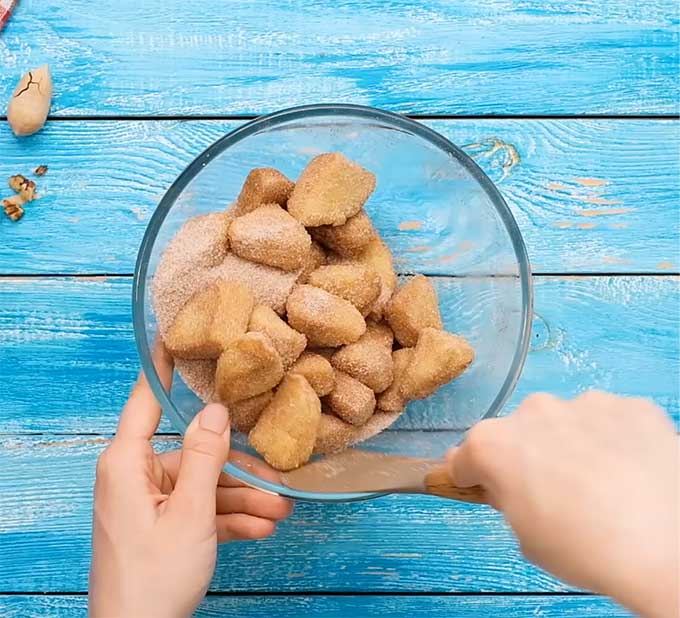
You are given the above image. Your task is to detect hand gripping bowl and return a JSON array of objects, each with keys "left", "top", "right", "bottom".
[{"left": 133, "top": 104, "right": 533, "bottom": 502}]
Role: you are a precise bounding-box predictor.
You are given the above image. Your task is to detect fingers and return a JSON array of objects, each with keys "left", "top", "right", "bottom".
[
  {"left": 167, "top": 404, "right": 231, "bottom": 520},
  {"left": 159, "top": 448, "right": 283, "bottom": 489},
  {"left": 216, "top": 513, "right": 277, "bottom": 543},
  {"left": 216, "top": 487, "right": 293, "bottom": 520},
  {"left": 447, "top": 418, "right": 510, "bottom": 489},
  {"left": 117, "top": 340, "right": 174, "bottom": 441}
]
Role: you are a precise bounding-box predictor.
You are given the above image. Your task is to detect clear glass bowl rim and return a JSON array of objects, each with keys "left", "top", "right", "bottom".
[{"left": 133, "top": 103, "right": 534, "bottom": 502}]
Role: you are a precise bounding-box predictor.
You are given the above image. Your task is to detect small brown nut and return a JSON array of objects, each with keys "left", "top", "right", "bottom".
[
  {"left": 349, "top": 238, "right": 396, "bottom": 320},
  {"left": 287, "top": 152, "right": 376, "bottom": 226},
  {"left": 2, "top": 196, "right": 25, "bottom": 221},
  {"left": 286, "top": 284, "right": 366, "bottom": 347},
  {"left": 235, "top": 167, "right": 294, "bottom": 214},
  {"left": 215, "top": 332, "right": 284, "bottom": 403},
  {"left": 289, "top": 351, "right": 335, "bottom": 397},
  {"left": 331, "top": 324, "right": 394, "bottom": 393},
  {"left": 307, "top": 264, "right": 380, "bottom": 316},
  {"left": 7, "top": 65, "right": 53, "bottom": 137},
  {"left": 34, "top": 165, "right": 48, "bottom": 176},
  {"left": 385, "top": 275, "right": 443, "bottom": 347},
  {"left": 229, "top": 204, "right": 312, "bottom": 272},
  {"left": 8, "top": 174, "right": 37, "bottom": 202},
  {"left": 377, "top": 348, "right": 414, "bottom": 413},
  {"left": 297, "top": 241, "right": 326, "bottom": 284},
  {"left": 324, "top": 369, "right": 376, "bottom": 426},
  {"left": 229, "top": 390, "right": 273, "bottom": 433},
  {"left": 248, "top": 304, "right": 307, "bottom": 369},
  {"left": 165, "top": 280, "right": 255, "bottom": 360},
  {"left": 400, "top": 328, "right": 474, "bottom": 400},
  {"left": 249, "top": 374, "right": 321, "bottom": 471},
  {"left": 311, "top": 210, "right": 375, "bottom": 258},
  {"left": 313, "top": 413, "right": 355, "bottom": 455}
]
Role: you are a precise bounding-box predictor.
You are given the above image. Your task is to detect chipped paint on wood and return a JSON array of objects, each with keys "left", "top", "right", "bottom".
[
  {"left": 574, "top": 178, "right": 609, "bottom": 187},
  {"left": 576, "top": 208, "right": 633, "bottom": 217},
  {"left": 398, "top": 220, "right": 423, "bottom": 231}
]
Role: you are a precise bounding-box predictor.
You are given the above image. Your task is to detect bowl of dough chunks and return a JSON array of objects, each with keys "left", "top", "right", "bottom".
[{"left": 134, "top": 105, "right": 532, "bottom": 501}]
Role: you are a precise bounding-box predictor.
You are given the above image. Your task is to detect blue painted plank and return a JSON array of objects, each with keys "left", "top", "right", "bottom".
[
  {"left": 0, "top": 276, "right": 677, "bottom": 433},
  {"left": 0, "top": 435, "right": 578, "bottom": 592},
  {"left": 0, "top": 594, "right": 632, "bottom": 617},
  {"left": 0, "top": 0, "right": 677, "bottom": 115},
  {"left": 0, "top": 120, "right": 678, "bottom": 274}
]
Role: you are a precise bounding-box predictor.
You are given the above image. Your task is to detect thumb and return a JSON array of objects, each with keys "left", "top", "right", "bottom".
[{"left": 169, "top": 403, "right": 231, "bottom": 520}]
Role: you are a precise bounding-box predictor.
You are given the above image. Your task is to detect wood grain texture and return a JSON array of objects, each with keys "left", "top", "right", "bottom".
[
  {"left": 0, "top": 436, "right": 570, "bottom": 592},
  {"left": 0, "top": 276, "right": 677, "bottom": 433},
  {"left": 0, "top": 120, "right": 678, "bottom": 274},
  {"left": 0, "top": 594, "right": 632, "bottom": 617},
  {"left": 0, "top": 0, "right": 677, "bottom": 115}
]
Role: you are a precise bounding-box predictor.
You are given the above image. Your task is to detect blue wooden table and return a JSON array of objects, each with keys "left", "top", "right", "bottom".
[{"left": 1, "top": 2, "right": 678, "bottom": 616}]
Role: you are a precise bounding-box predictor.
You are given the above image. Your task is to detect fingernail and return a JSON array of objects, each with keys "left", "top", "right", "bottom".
[{"left": 200, "top": 403, "right": 230, "bottom": 434}]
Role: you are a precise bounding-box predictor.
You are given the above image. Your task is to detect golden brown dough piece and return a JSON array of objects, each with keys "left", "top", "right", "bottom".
[
  {"left": 229, "top": 390, "right": 273, "bottom": 433},
  {"left": 325, "top": 369, "right": 376, "bottom": 426},
  {"left": 228, "top": 204, "right": 311, "bottom": 272},
  {"left": 289, "top": 351, "right": 335, "bottom": 397},
  {"left": 215, "top": 332, "right": 284, "bottom": 403},
  {"left": 313, "top": 413, "right": 355, "bottom": 455},
  {"left": 331, "top": 324, "right": 394, "bottom": 393},
  {"left": 249, "top": 374, "right": 322, "bottom": 471},
  {"left": 307, "top": 264, "right": 380, "bottom": 316},
  {"left": 385, "top": 274, "right": 443, "bottom": 347},
  {"left": 311, "top": 210, "right": 375, "bottom": 258},
  {"left": 165, "top": 280, "right": 254, "bottom": 360},
  {"left": 377, "top": 347, "right": 414, "bottom": 413},
  {"left": 350, "top": 237, "right": 397, "bottom": 320},
  {"left": 248, "top": 304, "right": 307, "bottom": 369},
  {"left": 400, "top": 328, "right": 474, "bottom": 400},
  {"left": 297, "top": 241, "right": 327, "bottom": 284},
  {"left": 235, "top": 167, "right": 294, "bottom": 214},
  {"left": 287, "top": 152, "right": 376, "bottom": 226},
  {"left": 286, "top": 285, "right": 366, "bottom": 347}
]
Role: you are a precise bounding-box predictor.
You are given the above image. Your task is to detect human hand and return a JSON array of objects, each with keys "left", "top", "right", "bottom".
[
  {"left": 89, "top": 343, "right": 293, "bottom": 618},
  {"left": 447, "top": 392, "right": 678, "bottom": 618}
]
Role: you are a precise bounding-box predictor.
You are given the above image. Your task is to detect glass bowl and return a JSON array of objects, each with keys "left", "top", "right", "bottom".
[{"left": 133, "top": 104, "right": 532, "bottom": 502}]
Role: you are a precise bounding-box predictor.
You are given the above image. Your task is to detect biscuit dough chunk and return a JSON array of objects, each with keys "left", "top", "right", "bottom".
[
  {"left": 377, "top": 347, "right": 414, "bottom": 413},
  {"left": 313, "top": 413, "right": 355, "bottom": 455},
  {"left": 229, "top": 390, "right": 273, "bottom": 433},
  {"left": 248, "top": 304, "right": 307, "bottom": 369},
  {"left": 286, "top": 285, "right": 366, "bottom": 347},
  {"left": 215, "top": 332, "right": 284, "bottom": 403},
  {"left": 297, "top": 241, "right": 327, "bottom": 284},
  {"left": 236, "top": 167, "right": 294, "bottom": 214},
  {"left": 352, "top": 238, "right": 397, "bottom": 320},
  {"left": 289, "top": 351, "right": 335, "bottom": 397},
  {"left": 165, "top": 280, "right": 254, "bottom": 360},
  {"left": 325, "top": 370, "right": 376, "bottom": 426},
  {"left": 287, "top": 153, "right": 376, "bottom": 226},
  {"left": 229, "top": 204, "right": 311, "bottom": 272},
  {"left": 400, "top": 328, "right": 474, "bottom": 400},
  {"left": 386, "top": 275, "right": 443, "bottom": 347},
  {"left": 249, "top": 374, "right": 321, "bottom": 471},
  {"left": 311, "top": 210, "right": 375, "bottom": 258},
  {"left": 331, "top": 324, "right": 394, "bottom": 393},
  {"left": 307, "top": 264, "right": 380, "bottom": 316}
]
